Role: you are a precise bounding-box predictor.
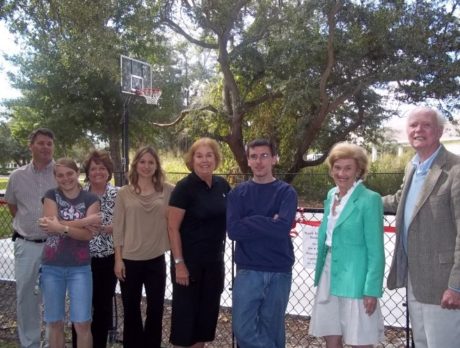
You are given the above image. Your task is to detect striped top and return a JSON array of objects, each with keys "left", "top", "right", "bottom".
[{"left": 5, "top": 161, "right": 56, "bottom": 239}]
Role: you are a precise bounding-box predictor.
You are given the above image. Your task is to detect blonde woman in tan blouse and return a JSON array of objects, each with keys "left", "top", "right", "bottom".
[{"left": 113, "top": 146, "right": 174, "bottom": 348}]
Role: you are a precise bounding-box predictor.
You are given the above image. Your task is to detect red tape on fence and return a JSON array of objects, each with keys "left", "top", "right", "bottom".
[{"left": 290, "top": 207, "right": 396, "bottom": 237}]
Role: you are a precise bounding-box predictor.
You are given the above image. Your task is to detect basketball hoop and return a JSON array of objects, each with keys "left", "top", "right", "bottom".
[{"left": 134, "top": 88, "right": 162, "bottom": 105}]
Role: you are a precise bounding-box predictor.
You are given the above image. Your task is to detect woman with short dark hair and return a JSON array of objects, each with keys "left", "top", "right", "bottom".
[{"left": 82, "top": 150, "right": 118, "bottom": 347}]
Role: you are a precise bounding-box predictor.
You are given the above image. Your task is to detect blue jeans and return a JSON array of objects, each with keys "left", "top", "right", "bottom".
[
  {"left": 232, "top": 269, "right": 292, "bottom": 348},
  {"left": 40, "top": 265, "right": 92, "bottom": 323}
]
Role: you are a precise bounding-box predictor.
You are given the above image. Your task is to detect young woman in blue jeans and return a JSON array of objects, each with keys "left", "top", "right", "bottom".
[{"left": 39, "top": 158, "right": 100, "bottom": 348}]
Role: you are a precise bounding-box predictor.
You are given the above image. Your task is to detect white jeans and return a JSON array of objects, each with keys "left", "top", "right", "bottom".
[
  {"left": 14, "top": 239, "right": 45, "bottom": 348},
  {"left": 408, "top": 275, "right": 460, "bottom": 348}
]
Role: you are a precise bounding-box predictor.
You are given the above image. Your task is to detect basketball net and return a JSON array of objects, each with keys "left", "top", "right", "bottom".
[{"left": 134, "top": 88, "right": 162, "bottom": 105}]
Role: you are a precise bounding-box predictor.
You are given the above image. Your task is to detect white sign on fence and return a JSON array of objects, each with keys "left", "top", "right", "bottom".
[{"left": 301, "top": 224, "right": 319, "bottom": 269}]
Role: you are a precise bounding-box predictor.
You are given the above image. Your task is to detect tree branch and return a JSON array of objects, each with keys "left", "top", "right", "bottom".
[
  {"left": 327, "top": 81, "right": 364, "bottom": 114},
  {"left": 221, "top": 0, "right": 251, "bottom": 37},
  {"left": 284, "top": 102, "right": 366, "bottom": 183},
  {"left": 151, "top": 105, "right": 218, "bottom": 127},
  {"left": 291, "top": 1, "right": 344, "bottom": 169},
  {"left": 290, "top": 1, "right": 344, "bottom": 170},
  {"left": 216, "top": 1, "right": 251, "bottom": 119},
  {"left": 242, "top": 90, "right": 284, "bottom": 112},
  {"left": 161, "top": 17, "right": 218, "bottom": 49},
  {"left": 319, "top": 0, "right": 341, "bottom": 115}
]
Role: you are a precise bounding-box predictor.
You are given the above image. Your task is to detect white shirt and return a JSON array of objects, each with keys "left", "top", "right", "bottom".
[{"left": 325, "top": 180, "right": 362, "bottom": 247}]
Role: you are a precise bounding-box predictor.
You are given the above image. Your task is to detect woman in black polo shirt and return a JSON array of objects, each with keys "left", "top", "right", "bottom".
[{"left": 168, "top": 137, "right": 231, "bottom": 348}]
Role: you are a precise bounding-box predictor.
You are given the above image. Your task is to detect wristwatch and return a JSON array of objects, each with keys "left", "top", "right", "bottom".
[{"left": 174, "top": 258, "right": 184, "bottom": 265}]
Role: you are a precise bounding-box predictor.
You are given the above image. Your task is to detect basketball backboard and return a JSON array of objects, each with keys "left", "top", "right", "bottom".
[{"left": 120, "top": 55, "right": 152, "bottom": 95}]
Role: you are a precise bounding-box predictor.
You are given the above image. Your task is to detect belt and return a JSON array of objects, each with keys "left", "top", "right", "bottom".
[{"left": 12, "top": 231, "right": 47, "bottom": 244}]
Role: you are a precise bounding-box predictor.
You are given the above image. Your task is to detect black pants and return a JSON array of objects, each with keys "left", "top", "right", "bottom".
[
  {"left": 92, "top": 255, "right": 118, "bottom": 347},
  {"left": 72, "top": 255, "right": 117, "bottom": 348},
  {"left": 170, "top": 261, "right": 225, "bottom": 346},
  {"left": 120, "top": 255, "right": 166, "bottom": 348}
]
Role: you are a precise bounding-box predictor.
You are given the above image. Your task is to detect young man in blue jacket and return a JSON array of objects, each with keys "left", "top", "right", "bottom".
[{"left": 227, "top": 138, "right": 298, "bottom": 348}]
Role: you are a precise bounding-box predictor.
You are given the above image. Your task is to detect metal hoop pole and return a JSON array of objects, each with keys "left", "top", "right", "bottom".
[{"left": 121, "top": 95, "right": 131, "bottom": 185}]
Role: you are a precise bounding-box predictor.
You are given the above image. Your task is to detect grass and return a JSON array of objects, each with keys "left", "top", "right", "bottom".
[
  {"left": 0, "top": 176, "right": 12, "bottom": 239},
  {"left": 0, "top": 175, "right": 90, "bottom": 240},
  {"left": 0, "top": 206, "right": 13, "bottom": 239},
  {"left": 0, "top": 178, "right": 7, "bottom": 191},
  {"left": 0, "top": 339, "right": 18, "bottom": 348},
  {"left": 162, "top": 152, "right": 188, "bottom": 184}
]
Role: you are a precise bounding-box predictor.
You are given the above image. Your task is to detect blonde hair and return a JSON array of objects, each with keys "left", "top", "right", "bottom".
[
  {"left": 326, "top": 142, "right": 369, "bottom": 180},
  {"left": 184, "top": 137, "right": 222, "bottom": 171}
]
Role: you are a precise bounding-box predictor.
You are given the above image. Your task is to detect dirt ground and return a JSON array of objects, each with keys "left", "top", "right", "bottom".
[{"left": 0, "top": 281, "right": 409, "bottom": 348}]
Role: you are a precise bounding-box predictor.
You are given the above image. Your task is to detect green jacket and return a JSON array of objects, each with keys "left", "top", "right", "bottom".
[{"left": 314, "top": 183, "right": 385, "bottom": 298}]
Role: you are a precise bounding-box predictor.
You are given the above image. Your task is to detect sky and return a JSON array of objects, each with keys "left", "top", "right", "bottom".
[{"left": 0, "top": 22, "right": 21, "bottom": 103}]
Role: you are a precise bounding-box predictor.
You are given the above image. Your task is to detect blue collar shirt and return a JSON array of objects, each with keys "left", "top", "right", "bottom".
[{"left": 403, "top": 145, "right": 442, "bottom": 252}]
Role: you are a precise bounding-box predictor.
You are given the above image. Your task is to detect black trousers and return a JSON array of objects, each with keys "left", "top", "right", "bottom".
[
  {"left": 170, "top": 261, "right": 225, "bottom": 346},
  {"left": 92, "top": 255, "right": 118, "bottom": 347},
  {"left": 120, "top": 255, "right": 166, "bottom": 348},
  {"left": 72, "top": 255, "right": 117, "bottom": 348}
]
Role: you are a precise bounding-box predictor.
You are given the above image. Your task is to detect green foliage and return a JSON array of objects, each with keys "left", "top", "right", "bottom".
[
  {"left": 0, "top": 206, "right": 13, "bottom": 239},
  {"left": 366, "top": 150, "right": 414, "bottom": 196},
  {"left": 370, "top": 150, "right": 414, "bottom": 174},
  {"left": 0, "top": 178, "right": 8, "bottom": 190},
  {"left": 291, "top": 164, "right": 331, "bottom": 205},
  {"left": 161, "top": 151, "right": 188, "bottom": 184},
  {"left": 2, "top": 0, "right": 183, "bottom": 176},
  {"left": 366, "top": 172, "right": 404, "bottom": 198},
  {"left": 163, "top": 0, "right": 459, "bottom": 183},
  {"left": 162, "top": 160, "right": 187, "bottom": 174},
  {"left": 2, "top": 0, "right": 459, "bottom": 186},
  {"left": 0, "top": 339, "right": 18, "bottom": 348},
  {"left": 0, "top": 122, "right": 30, "bottom": 166}
]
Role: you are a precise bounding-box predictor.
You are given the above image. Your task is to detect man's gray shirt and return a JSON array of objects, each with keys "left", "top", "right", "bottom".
[{"left": 5, "top": 161, "right": 56, "bottom": 239}]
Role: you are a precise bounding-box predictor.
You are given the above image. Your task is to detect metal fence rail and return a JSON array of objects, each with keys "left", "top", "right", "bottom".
[{"left": 0, "top": 195, "right": 410, "bottom": 347}]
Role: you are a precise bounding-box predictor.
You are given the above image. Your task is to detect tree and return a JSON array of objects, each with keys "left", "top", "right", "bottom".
[
  {"left": 2, "top": 0, "right": 183, "bottom": 183},
  {"left": 0, "top": 122, "right": 29, "bottom": 166},
  {"left": 160, "top": 0, "right": 459, "bottom": 182}
]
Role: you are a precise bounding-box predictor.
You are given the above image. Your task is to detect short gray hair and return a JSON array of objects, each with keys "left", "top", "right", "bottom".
[{"left": 406, "top": 106, "right": 446, "bottom": 130}]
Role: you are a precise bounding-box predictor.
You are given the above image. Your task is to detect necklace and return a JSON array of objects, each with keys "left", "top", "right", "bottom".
[
  {"left": 90, "top": 184, "right": 106, "bottom": 197},
  {"left": 332, "top": 192, "right": 342, "bottom": 216},
  {"left": 334, "top": 192, "right": 342, "bottom": 204}
]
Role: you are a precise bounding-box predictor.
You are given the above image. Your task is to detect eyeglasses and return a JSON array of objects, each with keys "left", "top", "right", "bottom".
[{"left": 248, "top": 153, "right": 271, "bottom": 161}]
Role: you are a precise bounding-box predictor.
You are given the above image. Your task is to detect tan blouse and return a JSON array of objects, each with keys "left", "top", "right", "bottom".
[{"left": 113, "top": 183, "right": 174, "bottom": 260}]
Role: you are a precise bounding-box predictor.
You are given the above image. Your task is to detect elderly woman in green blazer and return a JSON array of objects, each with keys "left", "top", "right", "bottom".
[{"left": 309, "top": 143, "right": 385, "bottom": 348}]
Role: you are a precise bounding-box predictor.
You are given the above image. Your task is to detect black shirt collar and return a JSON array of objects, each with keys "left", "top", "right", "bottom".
[{"left": 190, "top": 171, "right": 216, "bottom": 187}]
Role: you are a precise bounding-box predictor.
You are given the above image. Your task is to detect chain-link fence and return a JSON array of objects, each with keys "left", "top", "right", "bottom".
[{"left": 0, "top": 177, "right": 411, "bottom": 347}]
